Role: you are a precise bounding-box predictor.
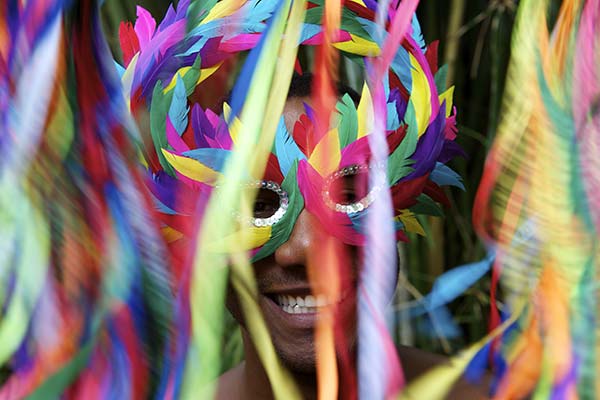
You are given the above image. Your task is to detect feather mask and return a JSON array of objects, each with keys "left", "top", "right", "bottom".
[{"left": 119, "top": 0, "right": 463, "bottom": 264}]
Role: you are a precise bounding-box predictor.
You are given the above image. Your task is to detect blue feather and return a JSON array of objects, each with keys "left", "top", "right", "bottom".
[
  {"left": 299, "top": 23, "right": 321, "bottom": 43},
  {"left": 227, "top": 0, "right": 284, "bottom": 121},
  {"left": 151, "top": 193, "right": 179, "bottom": 215},
  {"left": 430, "top": 162, "right": 465, "bottom": 190},
  {"left": 114, "top": 61, "right": 126, "bottom": 78},
  {"left": 411, "top": 14, "right": 425, "bottom": 50},
  {"left": 410, "top": 252, "right": 494, "bottom": 317},
  {"left": 168, "top": 75, "right": 189, "bottom": 136},
  {"left": 356, "top": 17, "right": 385, "bottom": 46},
  {"left": 182, "top": 147, "right": 231, "bottom": 172},
  {"left": 391, "top": 48, "right": 413, "bottom": 93},
  {"left": 274, "top": 117, "right": 306, "bottom": 176}
]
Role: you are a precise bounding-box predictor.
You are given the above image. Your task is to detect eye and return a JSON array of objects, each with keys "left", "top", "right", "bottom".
[
  {"left": 330, "top": 173, "right": 369, "bottom": 205},
  {"left": 240, "top": 181, "right": 289, "bottom": 227},
  {"left": 253, "top": 189, "right": 280, "bottom": 218},
  {"left": 323, "top": 165, "right": 378, "bottom": 214}
]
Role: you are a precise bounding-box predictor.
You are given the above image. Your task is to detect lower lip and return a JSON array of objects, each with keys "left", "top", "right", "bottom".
[{"left": 260, "top": 295, "right": 318, "bottom": 329}]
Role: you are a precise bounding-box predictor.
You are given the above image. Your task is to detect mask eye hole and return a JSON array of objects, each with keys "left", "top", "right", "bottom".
[
  {"left": 253, "top": 189, "right": 280, "bottom": 218},
  {"left": 328, "top": 171, "right": 369, "bottom": 205},
  {"left": 323, "top": 165, "right": 378, "bottom": 214},
  {"left": 237, "top": 181, "right": 289, "bottom": 227}
]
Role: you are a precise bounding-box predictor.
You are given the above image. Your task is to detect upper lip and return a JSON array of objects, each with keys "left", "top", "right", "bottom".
[
  {"left": 261, "top": 282, "right": 356, "bottom": 298},
  {"left": 262, "top": 286, "right": 313, "bottom": 296}
]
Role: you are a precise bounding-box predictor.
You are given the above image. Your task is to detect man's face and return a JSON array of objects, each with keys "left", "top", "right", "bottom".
[{"left": 227, "top": 97, "right": 360, "bottom": 373}]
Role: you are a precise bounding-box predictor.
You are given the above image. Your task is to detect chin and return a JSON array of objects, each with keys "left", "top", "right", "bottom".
[{"left": 273, "top": 337, "right": 317, "bottom": 374}]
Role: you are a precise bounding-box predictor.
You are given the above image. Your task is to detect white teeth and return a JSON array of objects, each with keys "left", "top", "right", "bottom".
[
  {"left": 287, "top": 295, "right": 296, "bottom": 306},
  {"left": 275, "top": 293, "right": 346, "bottom": 314}
]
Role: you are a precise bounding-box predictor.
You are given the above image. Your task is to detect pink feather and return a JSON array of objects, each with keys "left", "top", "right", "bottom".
[
  {"left": 134, "top": 6, "right": 157, "bottom": 49},
  {"left": 166, "top": 117, "right": 191, "bottom": 153},
  {"left": 219, "top": 34, "right": 261, "bottom": 53}
]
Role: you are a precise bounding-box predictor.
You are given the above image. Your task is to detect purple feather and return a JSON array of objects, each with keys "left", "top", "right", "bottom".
[{"left": 401, "top": 105, "right": 446, "bottom": 181}]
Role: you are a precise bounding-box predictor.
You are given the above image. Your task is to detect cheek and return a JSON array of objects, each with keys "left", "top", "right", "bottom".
[{"left": 225, "top": 278, "right": 246, "bottom": 328}]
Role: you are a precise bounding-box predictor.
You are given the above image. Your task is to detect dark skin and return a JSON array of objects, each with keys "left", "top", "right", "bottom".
[
  {"left": 216, "top": 98, "right": 490, "bottom": 399},
  {"left": 219, "top": 210, "right": 356, "bottom": 400}
]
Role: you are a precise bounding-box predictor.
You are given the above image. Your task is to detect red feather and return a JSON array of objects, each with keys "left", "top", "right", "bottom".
[
  {"left": 119, "top": 21, "right": 140, "bottom": 67},
  {"left": 386, "top": 125, "right": 407, "bottom": 154},
  {"left": 391, "top": 174, "right": 429, "bottom": 210},
  {"left": 389, "top": 69, "right": 410, "bottom": 102},
  {"left": 343, "top": 0, "right": 375, "bottom": 20},
  {"left": 425, "top": 40, "right": 439, "bottom": 75},
  {"left": 292, "top": 113, "right": 315, "bottom": 156},
  {"left": 423, "top": 180, "right": 450, "bottom": 207},
  {"left": 263, "top": 153, "right": 285, "bottom": 183}
]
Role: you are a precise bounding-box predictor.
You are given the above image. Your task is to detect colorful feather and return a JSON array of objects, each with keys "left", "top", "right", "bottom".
[{"left": 471, "top": 0, "right": 600, "bottom": 398}]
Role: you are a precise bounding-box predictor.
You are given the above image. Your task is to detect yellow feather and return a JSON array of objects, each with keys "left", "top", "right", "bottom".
[
  {"left": 397, "top": 211, "right": 425, "bottom": 236},
  {"left": 137, "top": 148, "right": 148, "bottom": 169},
  {"left": 121, "top": 53, "right": 139, "bottom": 109},
  {"left": 356, "top": 83, "right": 373, "bottom": 139},
  {"left": 438, "top": 86, "right": 454, "bottom": 118},
  {"left": 206, "top": 226, "right": 272, "bottom": 252},
  {"left": 333, "top": 34, "right": 380, "bottom": 56},
  {"left": 163, "top": 62, "right": 224, "bottom": 93},
  {"left": 409, "top": 53, "right": 432, "bottom": 137},
  {"left": 161, "top": 149, "right": 221, "bottom": 184},
  {"left": 222, "top": 102, "right": 242, "bottom": 145},
  {"left": 161, "top": 226, "right": 184, "bottom": 243},
  {"left": 347, "top": 0, "right": 367, "bottom": 7},
  {"left": 202, "top": 0, "right": 245, "bottom": 24},
  {"left": 163, "top": 66, "right": 193, "bottom": 93},
  {"left": 308, "top": 128, "right": 341, "bottom": 177}
]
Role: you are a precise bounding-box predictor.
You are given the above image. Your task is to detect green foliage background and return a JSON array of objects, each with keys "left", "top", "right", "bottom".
[{"left": 101, "top": 0, "right": 521, "bottom": 356}]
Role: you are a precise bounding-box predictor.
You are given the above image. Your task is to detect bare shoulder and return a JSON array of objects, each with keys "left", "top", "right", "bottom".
[{"left": 397, "top": 345, "right": 491, "bottom": 399}]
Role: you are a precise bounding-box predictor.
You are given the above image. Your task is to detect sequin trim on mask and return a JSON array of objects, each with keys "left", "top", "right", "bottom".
[
  {"left": 234, "top": 180, "right": 289, "bottom": 227},
  {"left": 322, "top": 164, "right": 382, "bottom": 215}
]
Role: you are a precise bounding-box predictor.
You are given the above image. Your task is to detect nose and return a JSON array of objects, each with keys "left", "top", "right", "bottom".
[{"left": 273, "top": 209, "right": 321, "bottom": 267}]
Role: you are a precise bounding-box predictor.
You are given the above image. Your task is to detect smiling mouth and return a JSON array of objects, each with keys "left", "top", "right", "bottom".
[
  {"left": 273, "top": 290, "right": 353, "bottom": 315},
  {"left": 275, "top": 294, "right": 329, "bottom": 314}
]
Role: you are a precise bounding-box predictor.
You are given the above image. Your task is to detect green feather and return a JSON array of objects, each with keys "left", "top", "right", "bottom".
[
  {"left": 186, "top": 0, "right": 218, "bottom": 31},
  {"left": 434, "top": 64, "right": 448, "bottom": 93},
  {"left": 150, "top": 81, "right": 176, "bottom": 176},
  {"left": 304, "top": 4, "right": 371, "bottom": 41},
  {"left": 410, "top": 194, "right": 444, "bottom": 217},
  {"left": 149, "top": 56, "right": 202, "bottom": 176},
  {"left": 252, "top": 161, "right": 304, "bottom": 261},
  {"left": 336, "top": 93, "right": 358, "bottom": 148},
  {"left": 388, "top": 103, "right": 419, "bottom": 184}
]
